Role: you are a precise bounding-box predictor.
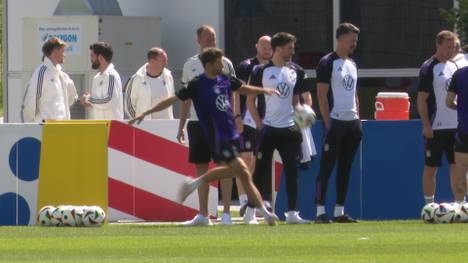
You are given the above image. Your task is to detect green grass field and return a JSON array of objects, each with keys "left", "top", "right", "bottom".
[{"left": 1, "top": 221, "right": 468, "bottom": 262}]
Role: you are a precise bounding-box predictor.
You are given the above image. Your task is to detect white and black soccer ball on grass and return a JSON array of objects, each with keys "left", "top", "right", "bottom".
[
  {"left": 456, "top": 203, "right": 468, "bottom": 223},
  {"left": 294, "top": 104, "right": 316, "bottom": 128},
  {"left": 421, "top": 202, "right": 439, "bottom": 223},
  {"left": 82, "top": 206, "right": 106, "bottom": 227},
  {"left": 37, "top": 205, "right": 105, "bottom": 227},
  {"left": 61, "top": 206, "right": 83, "bottom": 227},
  {"left": 37, "top": 205, "right": 56, "bottom": 226},
  {"left": 434, "top": 203, "right": 457, "bottom": 224}
]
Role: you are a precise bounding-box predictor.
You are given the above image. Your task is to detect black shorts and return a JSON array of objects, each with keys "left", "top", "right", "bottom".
[
  {"left": 455, "top": 131, "right": 468, "bottom": 154},
  {"left": 238, "top": 125, "right": 257, "bottom": 153},
  {"left": 424, "top": 129, "right": 456, "bottom": 167},
  {"left": 211, "top": 138, "right": 241, "bottom": 164},
  {"left": 187, "top": 120, "right": 212, "bottom": 163}
]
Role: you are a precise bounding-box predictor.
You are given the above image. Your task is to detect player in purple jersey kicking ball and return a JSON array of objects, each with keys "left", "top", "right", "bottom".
[{"left": 129, "top": 47, "right": 280, "bottom": 225}]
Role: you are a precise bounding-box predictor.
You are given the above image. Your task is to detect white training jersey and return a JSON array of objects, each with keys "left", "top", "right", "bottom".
[
  {"left": 316, "top": 52, "right": 359, "bottom": 121},
  {"left": 250, "top": 61, "right": 306, "bottom": 128},
  {"left": 418, "top": 57, "right": 458, "bottom": 130},
  {"left": 181, "top": 54, "right": 236, "bottom": 121},
  {"left": 452, "top": 53, "right": 468, "bottom": 68},
  {"left": 88, "top": 63, "right": 124, "bottom": 120}
]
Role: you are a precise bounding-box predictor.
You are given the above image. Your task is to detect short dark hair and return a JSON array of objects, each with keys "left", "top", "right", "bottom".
[
  {"left": 89, "top": 42, "right": 113, "bottom": 62},
  {"left": 197, "top": 25, "right": 215, "bottom": 38},
  {"left": 200, "top": 47, "right": 223, "bottom": 68},
  {"left": 436, "top": 30, "right": 457, "bottom": 45},
  {"left": 147, "top": 47, "right": 162, "bottom": 61},
  {"left": 336, "top": 23, "right": 360, "bottom": 39},
  {"left": 42, "top": 37, "right": 66, "bottom": 57},
  {"left": 271, "top": 32, "right": 296, "bottom": 51}
]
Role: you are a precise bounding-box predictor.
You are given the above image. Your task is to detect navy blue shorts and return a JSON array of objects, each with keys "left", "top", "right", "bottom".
[
  {"left": 187, "top": 120, "right": 212, "bottom": 163},
  {"left": 424, "top": 129, "right": 456, "bottom": 167},
  {"left": 211, "top": 138, "right": 241, "bottom": 164}
]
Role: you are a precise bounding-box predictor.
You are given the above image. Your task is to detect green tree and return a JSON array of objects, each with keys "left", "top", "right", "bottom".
[{"left": 440, "top": 0, "right": 468, "bottom": 43}]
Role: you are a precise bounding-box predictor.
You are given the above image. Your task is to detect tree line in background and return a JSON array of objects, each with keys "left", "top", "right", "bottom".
[{"left": 440, "top": 0, "right": 468, "bottom": 44}]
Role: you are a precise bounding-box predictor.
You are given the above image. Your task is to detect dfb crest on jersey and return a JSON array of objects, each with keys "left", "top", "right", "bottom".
[
  {"left": 276, "top": 82, "right": 291, "bottom": 98},
  {"left": 445, "top": 77, "right": 452, "bottom": 91},
  {"left": 215, "top": 95, "right": 229, "bottom": 112},
  {"left": 343, "top": 75, "right": 355, "bottom": 91},
  {"left": 288, "top": 70, "right": 297, "bottom": 83},
  {"left": 213, "top": 85, "right": 221, "bottom": 94}
]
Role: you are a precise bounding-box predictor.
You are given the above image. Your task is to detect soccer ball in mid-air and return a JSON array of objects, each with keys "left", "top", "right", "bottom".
[
  {"left": 37, "top": 205, "right": 56, "bottom": 226},
  {"left": 82, "top": 206, "right": 106, "bottom": 227},
  {"left": 434, "top": 203, "right": 457, "bottom": 224},
  {"left": 421, "top": 203, "right": 439, "bottom": 223},
  {"left": 294, "top": 104, "right": 316, "bottom": 128}
]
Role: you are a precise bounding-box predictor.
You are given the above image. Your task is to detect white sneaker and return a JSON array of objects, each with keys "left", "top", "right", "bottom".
[
  {"left": 181, "top": 214, "right": 213, "bottom": 226},
  {"left": 220, "top": 213, "right": 233, "bottom": 225},
  {"left": 264, "top": 212, "right": 279, "bottom": 226},
  {"left": 178, "top": 178, "right": 198, "bottom": 203},
  {"left": 243, "top": 207, "right": 258, "bottom": 225},
  {"left": 285, "top": 211, "right": 311, "bottom": 224},
  {"left": 255, "top": 201, "right": 272, "bottom": 217}
]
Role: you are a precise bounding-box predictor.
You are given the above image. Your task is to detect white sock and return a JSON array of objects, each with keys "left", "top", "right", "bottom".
[
  {"left": 334, "top": 205, "right": 344, "bottom": 217},
  {"left": 239, "top": 194, "right": 248, "bottom": 206},
  {"left": 316, "top": 205, "right": 325, "bottom": 216},
  {"left": 424, "top": 195, "right": 434, "bottom": 204},
  {"left": 192, "top": 177, "right": 203, "bottom": 188}
]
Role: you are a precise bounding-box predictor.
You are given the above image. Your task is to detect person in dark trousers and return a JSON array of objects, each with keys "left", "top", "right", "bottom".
[
  {"left": 249, "top": 32, "right": 310, "bottom": 224},
  {"left": 315, "top": 23, "right": 362, "bottom": 223}
]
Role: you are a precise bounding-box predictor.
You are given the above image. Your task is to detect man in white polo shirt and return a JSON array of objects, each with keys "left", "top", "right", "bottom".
[
  {"left": 125, "top": 47, "right": 174, "bottom": 119},
  {"left": 418, "top": 31, "right": 460, "bottom": 204},
  {"left": 315, "top": 23, "right": 362, "bottom": 224}
]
